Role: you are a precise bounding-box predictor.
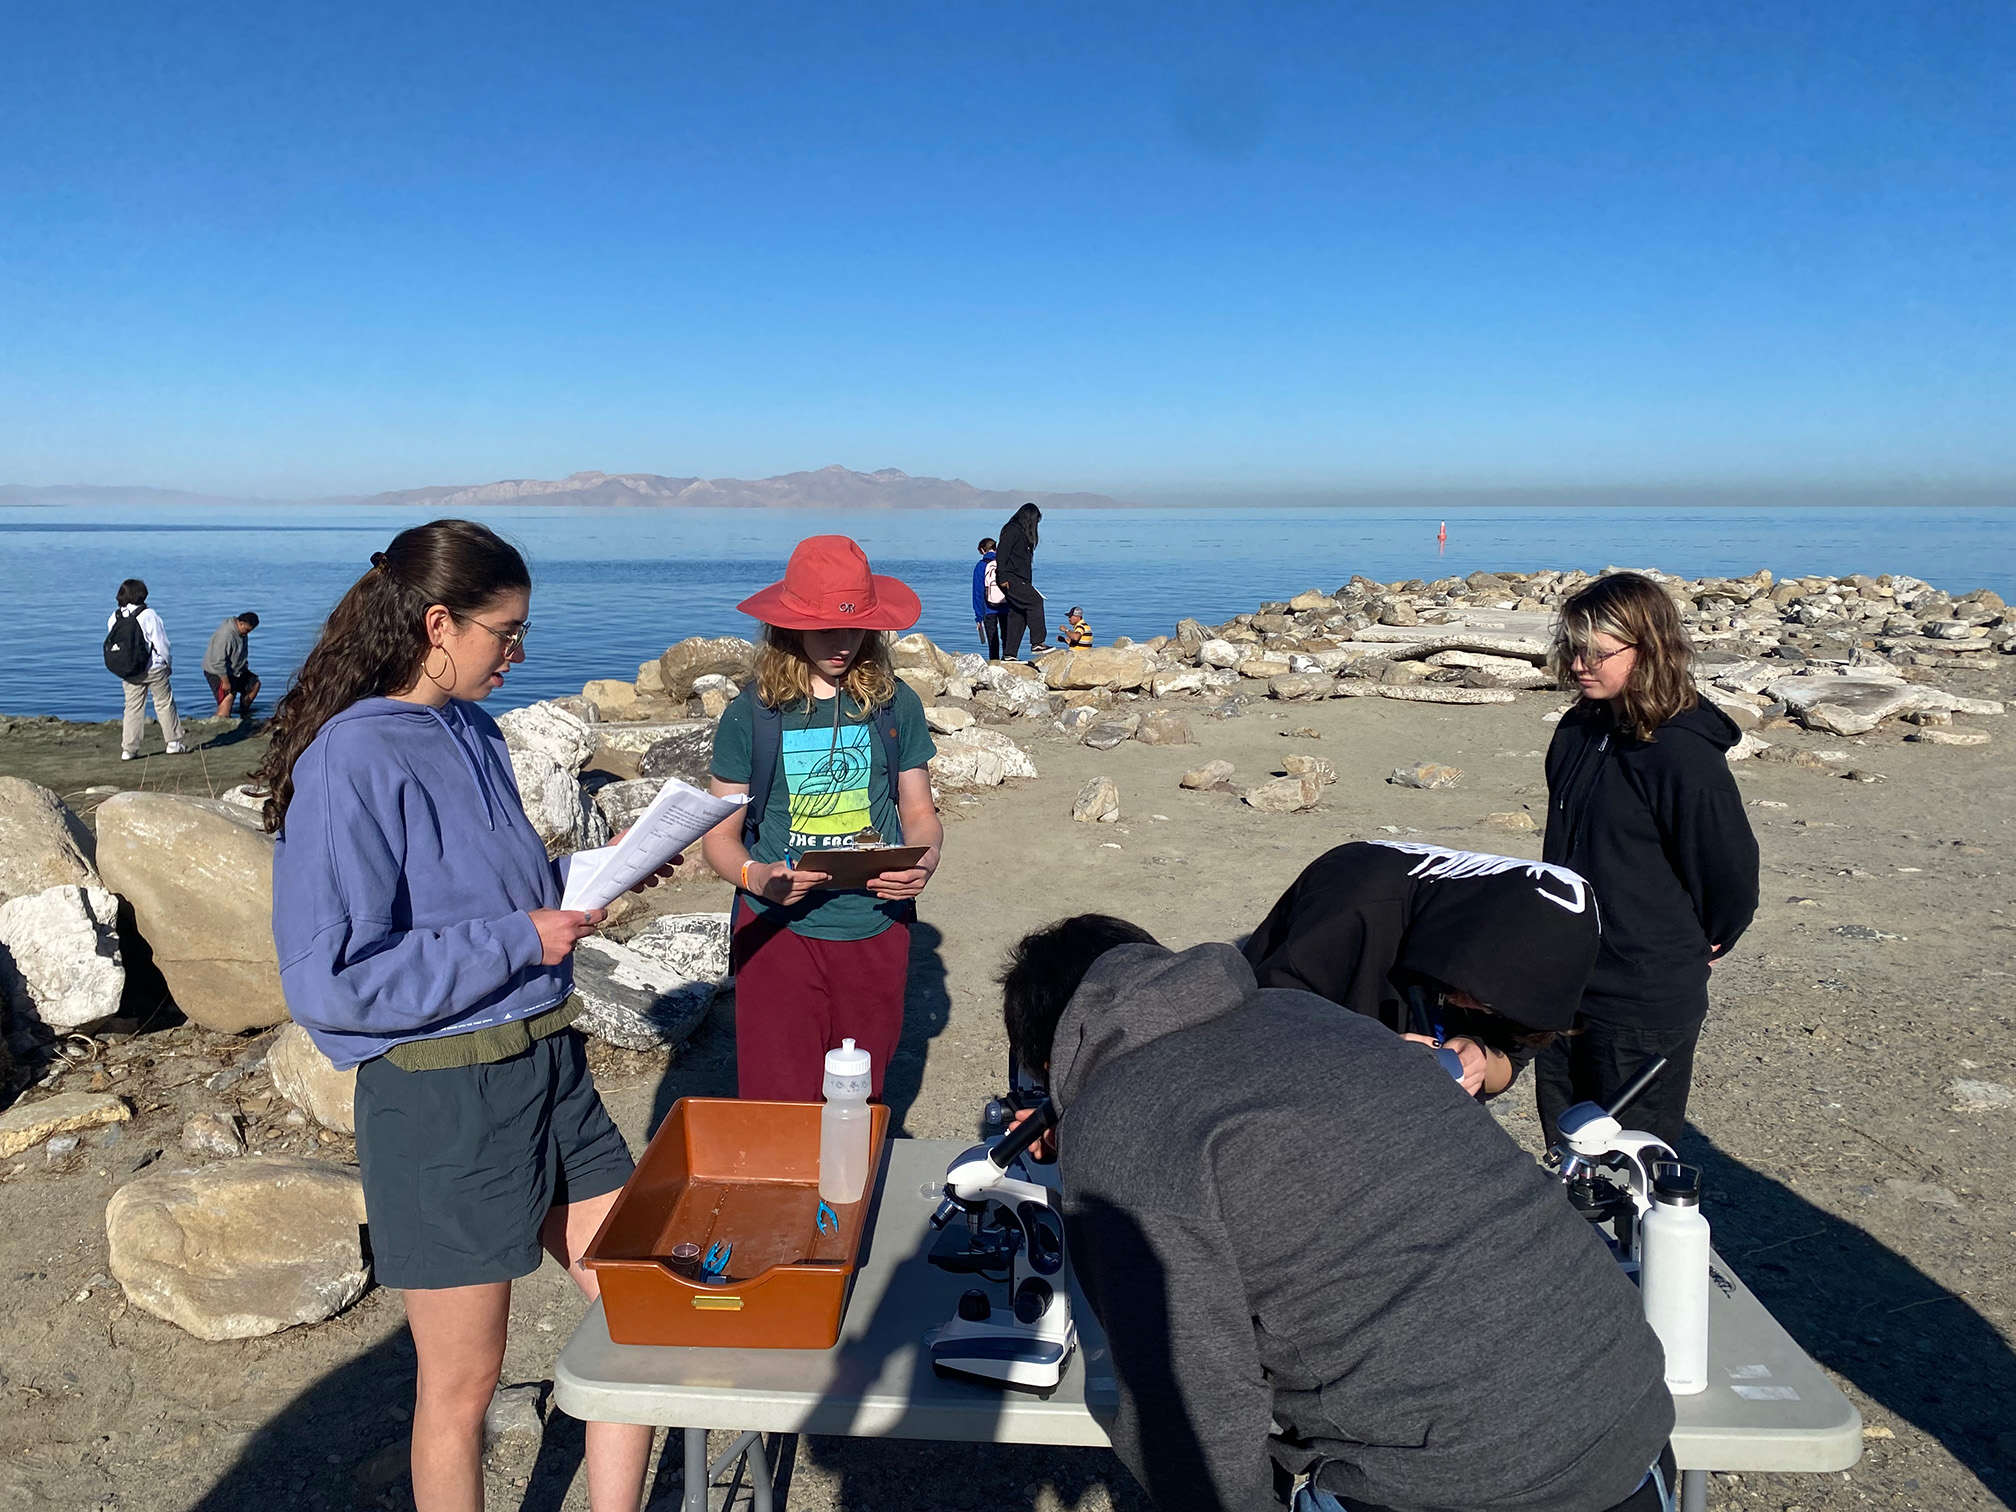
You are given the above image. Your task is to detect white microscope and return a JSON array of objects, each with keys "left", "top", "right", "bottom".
[
  {"left": 1545, "top": 1055, "right": 1676, "bottom": 1264},
  {"left": 923, "top": 1099, "right": 1078, "bottom": 1392}
]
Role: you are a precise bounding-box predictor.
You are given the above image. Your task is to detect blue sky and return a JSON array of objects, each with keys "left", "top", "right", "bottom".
[{"left": 3, "top": 1, "right": 2011, "bottom": 498}]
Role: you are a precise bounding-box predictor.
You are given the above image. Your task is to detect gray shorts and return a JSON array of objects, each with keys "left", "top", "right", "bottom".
[{"left": 354, "top": 1028, "right": 634, "bottom": 1290}]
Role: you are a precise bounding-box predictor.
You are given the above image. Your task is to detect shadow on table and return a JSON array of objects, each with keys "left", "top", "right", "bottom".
[{"left": 1681, "top": 1127, "right": 2015, "bottom": 1505}]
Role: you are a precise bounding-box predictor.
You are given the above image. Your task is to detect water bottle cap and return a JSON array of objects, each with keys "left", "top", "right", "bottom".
[
  {"left": 825, "top": 1038, "right": 871, "bottom": 1079},
  {"left": 1652, "top": 1161, "right": 1702, "bottom": 1206}
]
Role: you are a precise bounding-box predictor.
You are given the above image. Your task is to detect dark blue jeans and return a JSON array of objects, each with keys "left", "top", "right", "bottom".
[
  {"left": 1294, "top": 1445, "right": 1677, "bottom": 1512},
  {"left": 1533, "top": 1015, "right": 1705, "bottom": 1152}
]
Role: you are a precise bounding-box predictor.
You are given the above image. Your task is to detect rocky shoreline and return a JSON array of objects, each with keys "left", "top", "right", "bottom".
[{"left": 0, "top": 564, "right": 2011, "bottom": 1509}]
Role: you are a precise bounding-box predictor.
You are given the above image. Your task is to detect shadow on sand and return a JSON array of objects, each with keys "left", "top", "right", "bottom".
[{"left": 1679, "top": 1126, "right": 2013, "bottom": 1505}]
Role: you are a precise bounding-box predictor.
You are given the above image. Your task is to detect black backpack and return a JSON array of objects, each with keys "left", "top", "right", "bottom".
[{"left": 103, "top": 610, "right": 150, "bottom": 680}]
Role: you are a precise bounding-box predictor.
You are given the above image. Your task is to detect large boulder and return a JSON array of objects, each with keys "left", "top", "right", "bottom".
[
  {"left": 929, "top": 728, "right": 1039, "bottom": 789},
  {"left": 889, "top": 633, "right": 957, "bottom": 677},
  {"left": 1042, "top": 648, "right": 1153, "bottom": 692},
  {"left": 266, "top": 1023, "right": 357, "bottom": 1134},
  {"left": 497, "top": 701, "right": 596, "bottom": 775},
  {"left": 593, "top": 778, "right": 666, "bottom": 833},
  {"left": 0, "top": 776, "right": 98, "bottom": 905},
  {"left": 94, "top": 793, "right": 284, "bottom": 1033},
  {"left": 571, "top": 913, "right": 731, "bottom": 1051},
  {"left": 657, "top": 637, "right": 755, "bottom": 704},
  {"left": 507, "top": 750, "right": 610, "bottom": 858},
  {"left": 106, "top": 1156, "right": 370, "bottom": 1340},
  {"left": 639, "top": 724, "right": 719, "bottom": 787},
  {"left": 0, "top": 884, "right": 124, "bottom": 1032},
  {"left": 581, "top": 679, "right": 643, "bottom": 719},
  {"left": 1244, "top": 775, "right": 1322, "bottom": 813}
]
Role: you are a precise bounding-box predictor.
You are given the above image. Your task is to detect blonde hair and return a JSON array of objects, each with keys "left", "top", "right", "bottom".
[
  {"left": 1549, "top": 572, "right": 1698, "bottom": 742},
  {"left": 752, "top": 624, "right": 897, "bottom": 713}
]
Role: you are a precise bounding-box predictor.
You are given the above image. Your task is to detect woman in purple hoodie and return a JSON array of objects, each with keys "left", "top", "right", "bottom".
[{"left": 261, "top": 520, "right": 660, "bottom": 1512}]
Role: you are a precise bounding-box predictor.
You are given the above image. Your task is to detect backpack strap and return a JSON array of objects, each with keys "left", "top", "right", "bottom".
[{"left": 739, "top": 692, "right": 905, "bottom": 851}]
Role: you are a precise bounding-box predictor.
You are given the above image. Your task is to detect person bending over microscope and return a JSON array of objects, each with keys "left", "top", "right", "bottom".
[
  {"left": 1243, "top": 841, "right": 1601, "bottom": 1099},
  {"left": 1002, "top": 915, "right": 1675, "bottom": 1512}
]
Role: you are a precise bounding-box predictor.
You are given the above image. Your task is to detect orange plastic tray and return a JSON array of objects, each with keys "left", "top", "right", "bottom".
[{"left": 583, "top": 1097, "right": 890, "bottom": 1349}]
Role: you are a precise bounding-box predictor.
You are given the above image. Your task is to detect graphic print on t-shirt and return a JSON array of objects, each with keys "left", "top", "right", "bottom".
[{"left": 783, "top": 719, "right": 873, "bottom": 849}]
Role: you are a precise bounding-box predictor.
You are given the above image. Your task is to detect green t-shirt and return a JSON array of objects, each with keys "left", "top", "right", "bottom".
[{"left": 710, "top": 682, "right": 937, "bottom": 940}]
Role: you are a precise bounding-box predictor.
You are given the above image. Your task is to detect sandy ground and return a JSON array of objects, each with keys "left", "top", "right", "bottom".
[{"left": 2, "top": 667, "right": 2013, "bottom": 1512}]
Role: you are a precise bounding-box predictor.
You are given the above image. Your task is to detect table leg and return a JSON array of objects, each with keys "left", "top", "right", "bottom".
[
  {"left": 1680, "top": 1467, "right": 1706, "bottom": 1512},
  {"left": 684, "top": 1426, "right": 707, "bottom": 1512}
]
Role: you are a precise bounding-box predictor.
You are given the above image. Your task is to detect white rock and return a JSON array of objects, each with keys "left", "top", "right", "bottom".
[
  {"left": 105, "top": 1156, "right": 370, "bottom": 1340},
  {"left": 0, "top": 884, "right": 124, "bottom": 1031},
  {"left": 0, "top": 776, "right": 99, "bottom": 905},
  {"left": 925, "top": 706, "right": 975, "bottom": 735},
  {"left": 1196, "top": 639, "right": 1246, "bottom": 669},
  {"left": 1948, "top": 1079, "right": 2016, "bottom": 1112},
  {"left": 1072, "top": 776, "right": 1121, "bottom": 824},
  {"left": 572, "top": 913, "right": 730, "bottom": 1051},
  {"left": 508, "top": 750, "right": 611, "bottom": 857},
  {"left": 952, "top": 652, "right": 987, "bottom": 681},
  {"left": 1151, "top": 668, "right": 1210, "bottom": 698},
  {"left": 266, "top": 1023, "right": 358, "bottom": 1134},
  {"left": 1727, "top": 731, "right": 1772, "bottom": 762},
  {"left": 929, "top": 727, "right": 1039, "bottom": 788},
  {"left": 593, "top": 777, "right": 666, "bottom": 833},
  {"left": 496, "top": 701, "right": 596, "bottom": 775},
  {"left": 1375, "top": 685, "right": 1517, "bottom": 705}
]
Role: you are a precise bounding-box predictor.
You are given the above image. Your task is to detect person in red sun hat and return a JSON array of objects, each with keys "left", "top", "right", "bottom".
[{"left": 701, "top": 536, "right": 945, "bottom": 1101}]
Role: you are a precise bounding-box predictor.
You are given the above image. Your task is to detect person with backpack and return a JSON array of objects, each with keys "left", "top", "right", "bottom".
[
  {"left": 202, "top": 610, "right": 262, "bottom": 719},
  {"left": 701, "top": 536, "right": 942, "bottom": 1101},
  {"left": 261, "top": 520, "right": 672, "bottom": 1512},
  {"left": 994, "top": 501, "right": 1047, "bottom": 660},
  {"left": 104, "top": 579, "right": 187, "bottom": 760},
  {"left": 972, "top": 536, "right": 1005, "bottom": 660}
]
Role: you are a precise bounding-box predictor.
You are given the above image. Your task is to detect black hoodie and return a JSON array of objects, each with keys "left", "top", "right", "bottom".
[
  {"left": 1543, "top": 700, "right": 1759, "bottom": 1029},
  {"left": 1051, "top": 942, "right": 1673, "bottom": 1512},
  {"left": 1243, "top": 841, "right": 1600, "bottom": 1037},
  {"left": 996, "top": 503, "right": 1041, "bottom": 587}
]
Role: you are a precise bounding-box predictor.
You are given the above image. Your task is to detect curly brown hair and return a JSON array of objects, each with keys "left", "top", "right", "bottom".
[
  {"left": 751, "top": 624, "right": 896, "bottom": 714},
  {"left": 1549, "top": 572, "right": 1699, "bottom": 742},
  {"left": 251, "top": 520, "right": 530, "bottom": 831}
]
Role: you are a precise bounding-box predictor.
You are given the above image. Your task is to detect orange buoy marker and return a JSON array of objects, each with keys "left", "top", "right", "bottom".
[{"left": 1437, "top": 520, "right": 1447, "bottom": 553}]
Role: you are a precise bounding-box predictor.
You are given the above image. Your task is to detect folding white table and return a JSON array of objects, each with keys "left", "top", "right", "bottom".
[{"left": 556, "top": 1138, "right": 1860, "bottom": 1511}]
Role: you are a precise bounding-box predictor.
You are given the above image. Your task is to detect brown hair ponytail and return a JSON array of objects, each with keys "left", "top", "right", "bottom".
[{"left": 252, "top": 520, "right": 529, "bottom": 831}]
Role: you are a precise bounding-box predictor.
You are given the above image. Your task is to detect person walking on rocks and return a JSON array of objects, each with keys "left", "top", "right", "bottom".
[
  {"left": 261, "top": 520, "right": 672, "bottom": 1512},
  {"left": 994, "top": 501, "right": 1048, "bottom": 660},
  {"left": 702, "top": 535, "right": 942, "bottom": 1101},
  {"left": 1537, "top": 571, "right": 1759, "bottom": 1150},
  {"left": 202, "top": 610, "right": 262, "bottom": 719},
  {"left": 104, "top": 579, "right": 187, "bottom": 760},
  {"left": 972, "top": 536, "right": 1005, "bottom": 660}
]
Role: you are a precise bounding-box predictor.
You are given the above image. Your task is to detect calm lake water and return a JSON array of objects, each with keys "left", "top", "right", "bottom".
[{"left": 2, "top": 502, "right": 2010, "bottom": 723}]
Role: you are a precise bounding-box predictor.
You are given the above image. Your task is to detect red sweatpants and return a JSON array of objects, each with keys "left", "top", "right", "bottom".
[{"left": 730, "top": 899, "right": 911, "bottom": 1102}]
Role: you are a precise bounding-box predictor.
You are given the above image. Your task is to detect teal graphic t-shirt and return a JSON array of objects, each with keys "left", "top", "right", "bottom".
[{"left": 710, "top": 681, "right": 937, "bottom": 940}]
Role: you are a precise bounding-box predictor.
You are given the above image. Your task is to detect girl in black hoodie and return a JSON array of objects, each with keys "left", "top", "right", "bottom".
[
  {"left": 994, "top": 502, "right": 1047, "bottom": 659},
  {"left": 1537, "top": 572, "right": 1759, "bottom": 1149}
]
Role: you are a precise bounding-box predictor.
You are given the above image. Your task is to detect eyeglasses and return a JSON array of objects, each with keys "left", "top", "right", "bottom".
[
  {"left": 464, "top": 616, "right": 532, "bottom": 655},
  {"left": 1565, "top": 640, "right": 1635, "bottom": 670}
]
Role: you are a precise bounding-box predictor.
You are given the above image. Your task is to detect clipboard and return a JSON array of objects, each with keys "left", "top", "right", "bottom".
[{"left": 785, "top": 844, "right": 930, "bottom": 890}]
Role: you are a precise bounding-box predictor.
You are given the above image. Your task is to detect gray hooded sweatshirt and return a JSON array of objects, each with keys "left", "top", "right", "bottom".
[{"left": 1051, "top": 942, "right": 1673, "bottom": 1512}]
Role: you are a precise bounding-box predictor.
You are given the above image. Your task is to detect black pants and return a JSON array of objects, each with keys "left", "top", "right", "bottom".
[
  {"left": 999, "top": 578, "right": 1046, "bottom": 657},
  {"left": 979, "top": 615, "right": 1002, "bottom": 660},
  {"left": 1534, "top": 1013, "right": 1705, "bottom": 1151},
  {"left": 1308, "top": 1446, "right": 1678, "bottom": 1512}
]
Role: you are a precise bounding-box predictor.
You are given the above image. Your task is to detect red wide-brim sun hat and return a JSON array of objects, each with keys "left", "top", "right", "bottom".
[{"left": 736, "top": 535, "right": 922, "bottom": 633}]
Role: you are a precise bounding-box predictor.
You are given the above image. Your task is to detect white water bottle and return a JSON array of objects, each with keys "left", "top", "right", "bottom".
[
  {"left": 818, "top": 1039, "right": 873, "bottom": 1204},
  {"left": 1639, "top": 1162, "right": 1710, "bottom": 1395}
]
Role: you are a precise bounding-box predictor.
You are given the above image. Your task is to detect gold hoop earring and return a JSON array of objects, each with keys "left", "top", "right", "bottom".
[{"left": 423, "top": 646, "right": 456, "bottom": 689}]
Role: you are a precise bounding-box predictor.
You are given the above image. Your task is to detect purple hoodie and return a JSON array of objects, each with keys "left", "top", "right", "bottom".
[{"left": 271, "top": 696, "right": 566, "bottom": 1069}]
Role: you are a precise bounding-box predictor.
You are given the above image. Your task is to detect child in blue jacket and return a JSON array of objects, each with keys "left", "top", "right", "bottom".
[{"left": 972, "top": 536, "right": 1005, "bottom": 660}]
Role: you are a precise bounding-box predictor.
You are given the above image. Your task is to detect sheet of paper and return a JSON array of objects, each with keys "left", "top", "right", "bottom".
[{"left": 560, "top": 781, "right": 748, "bottom": 912}]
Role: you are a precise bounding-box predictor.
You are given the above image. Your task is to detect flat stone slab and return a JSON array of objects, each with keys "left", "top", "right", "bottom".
[{"left": 0, "top": 1091, "right": 131, "bottom": 1158}]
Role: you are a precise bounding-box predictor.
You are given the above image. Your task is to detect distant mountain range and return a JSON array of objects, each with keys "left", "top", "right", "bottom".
[{"left": 1, "top": 466, "right": 1137, "bottom": 512}]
